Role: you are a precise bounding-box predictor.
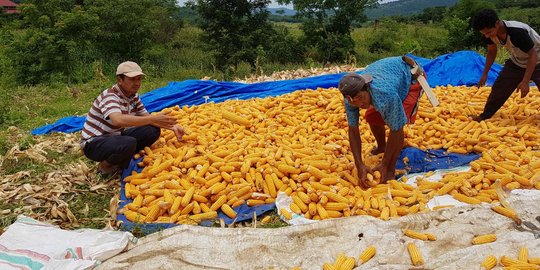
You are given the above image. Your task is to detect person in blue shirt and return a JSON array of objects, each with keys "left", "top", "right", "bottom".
[{"left": 338, "top": 56, "right": 423, "bottom": 188}]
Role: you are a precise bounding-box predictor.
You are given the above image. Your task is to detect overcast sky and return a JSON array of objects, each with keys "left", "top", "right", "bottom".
[{"left": 176, "top": 0, "right": 399, "bottom": 9}]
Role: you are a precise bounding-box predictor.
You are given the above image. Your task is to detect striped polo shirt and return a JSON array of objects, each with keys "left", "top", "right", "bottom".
[
  {"left": 485, "top": 20, "right": 540, "bottom": 68},
  {"left": 80, "top": 84, "right": 147, "bottom": 147}
]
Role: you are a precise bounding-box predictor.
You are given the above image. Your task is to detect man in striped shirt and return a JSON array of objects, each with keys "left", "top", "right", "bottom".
[
  {"left": 471, "top": 9, "right": 540, "bottom": 121},
  {"left": 81, "top": 61, "right": 185, "bottom": 175}
]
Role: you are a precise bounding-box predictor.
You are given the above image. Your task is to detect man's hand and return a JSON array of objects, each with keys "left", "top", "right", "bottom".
[
  {"left": 171, "top": 125, "right": 186, "bottom": 142},
  {"left": 372, "top": 163, "right": 388, "bottom": 184},
  {"left": 477, "top": 75, "right": 487, "bottom": 88},
  {"left": 356, "top": 163, "right": 371, "bottom": 189},
  {"left": 516, "top": 81, "right": 530, "bottom": 98},
  {"left": 152, "top": 112, "right": 177, "bottom": 129}
]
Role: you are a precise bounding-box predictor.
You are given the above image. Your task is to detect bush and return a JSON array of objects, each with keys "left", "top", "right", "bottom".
[
  {"left": 266, "top": 25, "right": 305, "bottom": 64},
  {"left": 499, "top": 7, "right": 540, "bottom": 33}
]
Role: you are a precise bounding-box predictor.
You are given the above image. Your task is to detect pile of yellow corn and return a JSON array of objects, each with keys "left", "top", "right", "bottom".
[
  {"left": 481, "top": 247, "right": 539, "bottom": 269},
  {"left": 121, "top": 86, "right": 540, "bottom": 224}
]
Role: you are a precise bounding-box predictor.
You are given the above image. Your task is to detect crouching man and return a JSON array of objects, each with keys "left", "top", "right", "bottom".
[
  {"left": 81, "top": 61, "right": 185, "bottom": 175},
  {"left": 339, "top": 56, "right": 423, "bottom": 188}
]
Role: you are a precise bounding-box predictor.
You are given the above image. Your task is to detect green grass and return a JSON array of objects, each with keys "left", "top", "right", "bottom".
[
  {"left": 258, "top": 214, "right": 289, "bottom": 228},
  {"left": 69, "top": 191, "right": 116, "bottom": 229},
  {"left": 273, "top": 22, "right": 303, "bottom": 38},
  {"left": 352, "top": 22, "right": 449, "bottom": 66}
]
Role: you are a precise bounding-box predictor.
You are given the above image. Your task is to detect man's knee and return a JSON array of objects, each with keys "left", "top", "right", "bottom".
[
  {"left": 147, "top": 125, "right": 161, "bottom": 142},
  {"left": 118, "top": 136, "right": 138, "bottom": 155}
]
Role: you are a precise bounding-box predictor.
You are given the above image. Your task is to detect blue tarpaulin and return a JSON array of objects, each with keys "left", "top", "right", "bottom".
[
  {"left": 408, "top": 50, "right": 501, "bottom": 87},
  {"left": 33, "top": 51, "right": 491, "bottom": 234},
  {"left": 396, "top": 147, "right": 480, "bottom": 173},
  {"left": 32, "top": 50, "right": 501, "bottom": 135}
]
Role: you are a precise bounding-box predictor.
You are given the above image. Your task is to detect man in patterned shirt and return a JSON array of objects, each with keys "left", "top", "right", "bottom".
[
  {"left": 81, "top": 61, "right": 185, "bottom": 175},
  {"left": 471, "top": 8, "right": 540, "bottom": 121},
  {"left": 338, "top": 56, "right": 423, "bottom": 188}
]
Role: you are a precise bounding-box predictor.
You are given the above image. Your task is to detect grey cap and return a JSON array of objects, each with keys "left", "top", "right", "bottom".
[{"left": 338, "top": 73, "right": 373, "bottom": 97}]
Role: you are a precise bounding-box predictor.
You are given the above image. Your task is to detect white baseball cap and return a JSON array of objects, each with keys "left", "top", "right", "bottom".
[{"left": 116, "top": 61, "right": 145, "bottom": 77}]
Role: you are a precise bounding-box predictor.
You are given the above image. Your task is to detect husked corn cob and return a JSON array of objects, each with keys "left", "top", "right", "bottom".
[
  {"left": 358, "top": 246, "right": 376, "bottom": 264},
  {"left": 221, "top": 204, "right": 237, "bottom": 219},
  {"left": 260, "top": 215, "right": 272, "bottom": 224},
  {"left": 452, "top": 193, "right": 482, "bottom": 204},
  {"left": 280, "top": 208, "right": 292, "bottom": 220},
  {"left": 325, "top": 192, "right": 349, "bottom": 204},
  {"left": 340, "top": 257, "right": 356, "bottom": 270},
  {"left": 210, "top": 195, "right": 227, "bottom": 211},
  {"left": 491, "top": 205, "right": 520, "bottom": 223},
  {"left": 403, "top": 229, "right": 429, "bottom": 241},
  {"left": 481, "top": 255, "right": 497, "bottom": 270},
  {"left": 407, "top": 243, "right": 424, "bottom": 266},
  {"left": 518, "top": 247, "right": 528, "bottom": 263},
  {"left": 124, "top": 210, "right": 146, "bottom": 223},
  {"left": 317, "top": 203, "right": 330, "bottom": 219},
  {"left": 144, "top": 204, "right": 161, "bottom": 222},
  {"left": 529, "top": 257, "right": 540, "bottom": 265},
  {"left": 187, "top": 211, "right": 217, "bottom": 223},
  {"left": 334, "top": 252, "right": 347, "bottom": 269},
  {"left": 472, "top": 234, "right": 497, "bottom": 245},
  {"left": 222, "top": 110, "right": 250, "bottom": 126},
  {"left": 322, "top": 263, "right": 336, "bottom": 270},
  {"left": 500, "top": 255, "right": 539, "bottom": 268}
]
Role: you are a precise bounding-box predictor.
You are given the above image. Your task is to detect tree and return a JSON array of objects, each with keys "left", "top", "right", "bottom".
[
  {"left": 4, "top": 1, "right": 101, "bottom": 84},
  {"left": 192, "top": 0, "right": 277, "bottom": 73},
  {"left": 493, "top": 0, "right": 540, "bottom": 9},
  {"left": 499, "top": 7, "right": 540, "bottom": 33},
  {"left": 86, "top": 0, "right": 181, "bottom": 62},
  {"left": 444, "top": 0, "right": 494, "bottom": 51},
  {"left": 1, "top": 0, "right": 182, "bottom": 85},
  {"left": 411, "top": 6, "right": 448, "bottom": 24},
  {"left": 279, "top": 0, "right": 376, "bottom": 63}
]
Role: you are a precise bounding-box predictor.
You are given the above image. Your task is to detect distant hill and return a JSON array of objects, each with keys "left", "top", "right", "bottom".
[
  {"left": 366, "top": 0, "right": 458, "bottom": 19},
  {"left": 268, "top": 7, "right": 296, "bottom": 16}
]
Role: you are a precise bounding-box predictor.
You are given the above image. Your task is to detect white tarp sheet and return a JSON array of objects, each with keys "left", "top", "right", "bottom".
[
  {"left": 0, "top": 216, "right": 134, "bottom": 270},
  {"left": 98, "top": 190, "right": 540, "bottom": 270}
]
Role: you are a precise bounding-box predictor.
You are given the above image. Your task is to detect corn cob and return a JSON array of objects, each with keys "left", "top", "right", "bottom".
[
  {"left": 472, "top": 234, "right": 497, "bottom": 245},
  {"left": 221, "top": 204, "right": 237, "bottom": 219},
  {"left": 334, "top": 252, "right": 347, "bottom": 269},
  {"left": 403, "top": 229, "right": 429, "bottom": 241},
  {"left": 280, "top": 208, "right": 292, "bottom": 220},
  {"left": 481, "top": 255, "right": 497, "bottom": 270},
  {"left": 340, "top": 257, "right": 356, "bottom": 270},
  {"left": 186, "top": 211, "right": 217, "bottom": 223},
  {"left": 322, "top": 263, "right": 335, "bottom": 270},
  {"left": 210, "top": 195, "right": 227, "bottom": 211},
  {"left": 407, "top": 243, "right": 424, "bottom": 266},
  {"left": 491, "top": 205, "right": 520, "bottom": 223},
  {"left": 358, "top": 246, "right": 376, "bottom": 264},
  {"left": 518, "top": 247, "right": 528, "bottom": 263}
]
